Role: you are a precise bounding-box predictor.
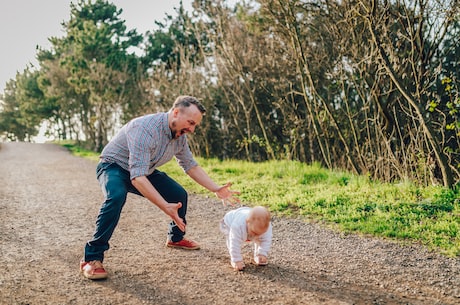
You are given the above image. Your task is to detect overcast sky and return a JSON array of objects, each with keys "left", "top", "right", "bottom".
[{"left": 0, "top": 0, "right": 192, "bottom": 94}]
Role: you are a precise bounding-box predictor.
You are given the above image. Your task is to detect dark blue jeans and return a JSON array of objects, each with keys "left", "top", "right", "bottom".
[{"left": 84, "top": 162, "right": 188, "bottom": 262}]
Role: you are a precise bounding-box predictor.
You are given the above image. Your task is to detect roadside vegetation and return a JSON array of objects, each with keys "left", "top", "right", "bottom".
[
  {"left": 60, "top": 141, "right": 460, "bottom": 257},
  {"left": 2, "top": 0, "right": 460, "bottom": 189}
]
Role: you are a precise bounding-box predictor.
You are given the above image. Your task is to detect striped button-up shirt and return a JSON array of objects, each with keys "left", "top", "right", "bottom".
[{"left": 100, "top": 112, "right": 198, "bottom": 180}]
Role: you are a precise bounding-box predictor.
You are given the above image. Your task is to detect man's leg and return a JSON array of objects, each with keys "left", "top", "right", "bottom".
[
  {"left": 84, "top": 163, "right": 130, "bottom": 262},
  {"left": 128, "top": 170, "right": 199, "bottom": 249},
  {"left": 144, "top": 170, "right": 188, "bottom": 242}
]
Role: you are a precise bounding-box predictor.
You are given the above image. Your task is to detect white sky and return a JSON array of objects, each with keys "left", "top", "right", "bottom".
[{"left": 0, "top": 0, "right": 193, "bottom": 94}]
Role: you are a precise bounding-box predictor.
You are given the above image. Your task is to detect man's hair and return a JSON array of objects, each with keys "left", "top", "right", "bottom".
[{"left": 172, "top": 96, "right": 206, "bottom": 114}]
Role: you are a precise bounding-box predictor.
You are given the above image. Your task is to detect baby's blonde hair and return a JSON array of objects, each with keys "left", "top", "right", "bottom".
[{"left": 247, "top": 206, "right": 271, "bottom": 235}]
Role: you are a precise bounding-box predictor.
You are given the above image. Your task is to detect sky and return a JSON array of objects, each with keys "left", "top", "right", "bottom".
[{"left": 0, "top": 0, "right": 193, "bottom": 94}]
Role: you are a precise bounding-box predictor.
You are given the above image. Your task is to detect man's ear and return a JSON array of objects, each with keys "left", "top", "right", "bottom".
[{"left": 172, "top": 108, "right": 180, "bottom": 117}]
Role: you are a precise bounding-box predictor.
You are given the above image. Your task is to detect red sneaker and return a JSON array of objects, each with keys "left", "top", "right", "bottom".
[
  {"left": 166, "top": 238, "right": 200, "bottom": 250},
  {"left": 80, "top": 260, "right": 108, "bottom": 280}
]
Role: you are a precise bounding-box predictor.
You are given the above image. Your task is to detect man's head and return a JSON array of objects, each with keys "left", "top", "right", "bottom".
[
  {"left": 169, "top": 96, "right": 206, "bottom": 139},
  {"left": 247, "top": 206, "right": 271, "bottom": 237}
]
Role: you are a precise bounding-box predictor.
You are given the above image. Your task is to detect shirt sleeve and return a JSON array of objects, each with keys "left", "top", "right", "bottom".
[
  {"left": 125, "top": 120, "right": 155, "bottom": 179},
  {"left": 255, "top": 223, "right": 273, "bottom": 257},
  {"left": 228, "top": 223, "right": 246, "bottom": 263},
  {"left": 175, "top": 137, "right": 198, "bottom": 173}
]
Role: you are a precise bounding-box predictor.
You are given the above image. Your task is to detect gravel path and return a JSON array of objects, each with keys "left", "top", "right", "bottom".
[{"left": 0, "top": 142, "right": 459, "bottom": 305}]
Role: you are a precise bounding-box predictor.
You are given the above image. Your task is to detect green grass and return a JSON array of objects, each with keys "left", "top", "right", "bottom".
[
  {"left": 58, "top": 140, "right": 100, "bottom": 162},
  {"left": 58, "top": 141, "right": 460, "bottom": 257}
]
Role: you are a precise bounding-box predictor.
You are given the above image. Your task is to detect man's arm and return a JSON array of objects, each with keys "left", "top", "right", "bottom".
[
  {"left": 131, "top": 176, "right": 185, "bottom": 231},
  {"left": 186, "top": 165, "right": 240, "bottom": 206}
]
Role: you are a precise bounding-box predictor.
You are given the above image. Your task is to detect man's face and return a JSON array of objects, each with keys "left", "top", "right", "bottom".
[{"left": 170, "top": 105, "right": 203, "bottom": 139}]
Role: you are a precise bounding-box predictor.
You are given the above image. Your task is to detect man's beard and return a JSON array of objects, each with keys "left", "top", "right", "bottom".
[{"left": 170, "top": 123, "right": 186, "bottom": 139}]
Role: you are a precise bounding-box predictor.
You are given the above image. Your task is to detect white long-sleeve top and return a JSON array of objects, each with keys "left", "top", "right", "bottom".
[{"left": 220, "top": 207, "right": 273, "bottom": 263}]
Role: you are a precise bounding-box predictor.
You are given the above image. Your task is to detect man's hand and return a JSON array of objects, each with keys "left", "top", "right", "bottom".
[
  {"left": 186, "top": 167, "right": 241, "bottom": 206},
  {"left": 164, "top": 202, "right": 186, "bottom": 232},
  {"left": 215, "top": 182, "right": 241, "bottom": 207},
  {"left": 131, "top": 176, "right": 186, "bottom": 232}
]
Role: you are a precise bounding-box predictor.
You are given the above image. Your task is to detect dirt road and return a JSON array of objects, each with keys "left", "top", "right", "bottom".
[{"left": 0, "top": 142, "right": 459, "bottom": 305}]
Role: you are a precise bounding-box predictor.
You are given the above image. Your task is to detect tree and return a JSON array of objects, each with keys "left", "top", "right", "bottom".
[
  {"left": 38, "top": 0, "right": 146, "bottom": 150},
  {"left": 353, "top": 0, "right": 458, "bottom": 187},
  {"left": 0, "top": 68, "right": 46, "bottom": 141}
]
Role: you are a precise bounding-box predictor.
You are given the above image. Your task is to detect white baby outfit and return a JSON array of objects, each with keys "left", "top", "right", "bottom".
[{"left": 220, "top": 206, "right": 273, "bottom": 263}]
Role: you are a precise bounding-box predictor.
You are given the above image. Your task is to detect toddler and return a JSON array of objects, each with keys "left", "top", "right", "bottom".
[{"left": 220, "top": 206, "right": 272, "bottom": 271}]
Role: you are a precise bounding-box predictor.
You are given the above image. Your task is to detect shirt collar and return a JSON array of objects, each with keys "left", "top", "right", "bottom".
[
  {"left": 162, "top": 111, "right": 186, "bottom": 141},
  {"left": 160, "top": 112, "right": 173, "bottom": 140}
]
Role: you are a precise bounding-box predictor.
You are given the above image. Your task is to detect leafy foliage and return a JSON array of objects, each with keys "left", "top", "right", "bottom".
[{"left": 2, "top": 0, "right": 460, "bottom": 188}]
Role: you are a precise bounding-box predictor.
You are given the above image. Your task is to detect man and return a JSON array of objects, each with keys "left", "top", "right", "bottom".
[{"left": 80, "top": 96, "right": 240, "bottom": 280}]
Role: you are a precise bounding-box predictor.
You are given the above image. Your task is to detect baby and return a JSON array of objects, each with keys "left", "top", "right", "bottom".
[{"left": 220, "top": 206, "right": 272, "bottom": 271}]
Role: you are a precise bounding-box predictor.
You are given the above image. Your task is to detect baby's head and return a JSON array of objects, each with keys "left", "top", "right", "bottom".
[{"left": 246, "top": 206, "right": 271, "bottom": 237}]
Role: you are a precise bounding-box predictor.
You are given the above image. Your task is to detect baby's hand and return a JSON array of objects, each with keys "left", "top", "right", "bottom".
[
  {"left": 254, "top": 255, "right": 268, "bottom": 266},
  {"left": 231, "top": 261, "right": 245, "bottom": 271}
]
